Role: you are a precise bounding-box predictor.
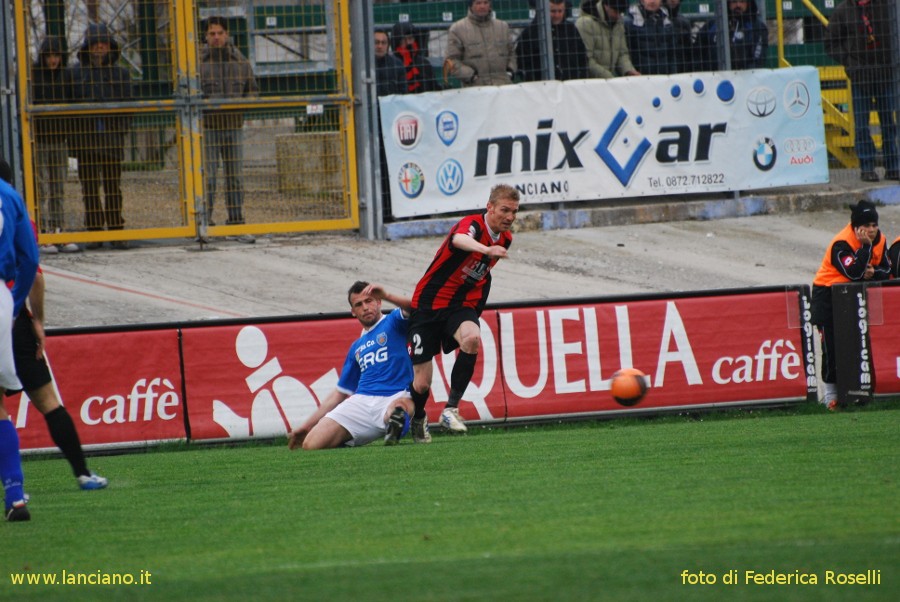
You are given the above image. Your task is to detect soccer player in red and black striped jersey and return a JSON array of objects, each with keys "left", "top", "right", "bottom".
[{"left": 407, "top": 184, "right": 520, "bottom": 435}]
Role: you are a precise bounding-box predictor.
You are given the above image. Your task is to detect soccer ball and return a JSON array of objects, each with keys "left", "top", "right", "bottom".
[{"left": 610, "top": 368, "right": 648, "bottom": 407}]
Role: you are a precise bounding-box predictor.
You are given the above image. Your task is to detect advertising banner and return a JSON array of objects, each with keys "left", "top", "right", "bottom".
[
  {"left": 181, "top": 320, "right": 352, "bottom": 442},
  {"left": 380, "top": 67, "right": 828, "bottom": 217},
  {"left": 469, "top": 290, "right": 811, "bottom": 420},
  {"left": 868, "top": 283, "right": 900, "bottom": 396},
  {"left": 22, "top": 284, "right": 900, "bottom": 451},
  {"left": 9, "top": 329, "right": 186, "bottom": 450}
]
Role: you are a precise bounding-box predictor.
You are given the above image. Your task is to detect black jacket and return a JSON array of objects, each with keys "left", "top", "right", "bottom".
[
  {"left": 31, "top": 36, "right": 71, "bottom": 141},
  {"left": 375, "top": 53, "right": 407, "bottom": 97},
  {"left": 824, "top": 0, "right": 894, "bottom": 81},
  {"left": 516, "top": 17, "right": 588, "bottom": 81},
  {"left": 624, "top": 4, "right": 678, "bottom": 75},
  {"left": 68, "top": 23, "right": 132, "bottom": 156},
  {"left": 391, "top": 22, "right": 441, "bottom": 93}
]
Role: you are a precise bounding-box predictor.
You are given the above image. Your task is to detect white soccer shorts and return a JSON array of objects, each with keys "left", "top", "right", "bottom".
[
  {"left": 0, "top": 287, "right": 23, "bottom": 392},
  {"left": 325, "top": 390, "right": 409, "bottom": 447}
]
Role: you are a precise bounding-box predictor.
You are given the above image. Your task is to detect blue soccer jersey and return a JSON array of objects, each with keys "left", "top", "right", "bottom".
[{"left": 336, "top": 308, "right": 413, "bottom": 397}]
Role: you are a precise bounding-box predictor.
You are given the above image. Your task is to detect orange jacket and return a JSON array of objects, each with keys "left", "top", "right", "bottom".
[{"left": 813, "top": 223, "right": 887, "bottom": 286}]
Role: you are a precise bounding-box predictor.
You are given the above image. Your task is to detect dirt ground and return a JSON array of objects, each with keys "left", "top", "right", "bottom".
[{"left": 37, "top": 201, "right": 900, "bottom": 330}]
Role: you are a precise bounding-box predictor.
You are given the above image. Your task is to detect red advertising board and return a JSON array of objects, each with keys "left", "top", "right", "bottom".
[
  {"left": 18, "top": 285, "right": 897, "bottom": 451},
  {"left": 10, "top": 329, "right": 185, "bottom": 450},
  {"left": 869, "top": 284, "right": 900, "bottom": 395},
  {"left": 181, "top": 319, "right": 361, "bottom": 442},
  {"left": 490, "top": 291, "right": 810, "bottom": 419}
]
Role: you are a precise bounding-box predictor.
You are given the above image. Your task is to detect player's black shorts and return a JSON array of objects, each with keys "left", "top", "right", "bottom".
[
  {"left": 407, "top": 306, "right": 479, "bottom": 365},
  {"left": 5, "top": 311, "right": 52, "bottom": 395}
]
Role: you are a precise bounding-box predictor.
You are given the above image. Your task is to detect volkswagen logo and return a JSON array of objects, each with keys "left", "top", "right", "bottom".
[{"left": 437, "top": 159, "right": 464, "bottom": 195}]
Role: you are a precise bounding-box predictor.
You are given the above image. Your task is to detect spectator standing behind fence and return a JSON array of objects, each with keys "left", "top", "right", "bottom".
[
  {"left": 444, "top": 0, "right": 516, "bottom": 87},
  {"left": 624, "top": 0, "right": 679, "bottom": 75},
  {"left": 374, "top": 30, "right": 406, "bottom": 220},
  {"left": 663, "top": 0, "right": 695, "bottom": 72},
  {"left": 516, "top": 0, "right": 589, "bottom": 82},
  {"left": 374, "top": 30, "right": 406, "bottom": 97},
  {"left": 391, "top": 22, "right": 442, "bottom": 93},
  {"left": 824, "top": 0, "right": 898, "bottom": 183},
  {"left": 68, "top": 23, "right": 132, "bottom": 251},
  {"left": 31, "top": 36, "right": 80, "bottom": 255},
  {"left": 695, "top": 0, "right": 768, "bottom": 71},
  {"left": 576, "top": 0, "right": 640, "bottom": 78},
  {"left": 199, "top": 16, "right": 258, "bottom": 242}
]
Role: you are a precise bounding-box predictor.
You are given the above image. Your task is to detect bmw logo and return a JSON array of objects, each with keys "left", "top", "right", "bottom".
[
  {"left": 397, "top": 162, "right": 425, "bottom": 199},
  {"left": 753, "top": 137, "right": 777, "bottom": 171},
  {"left": 437, "top": 159, "right": 464, "bottom": 196}
]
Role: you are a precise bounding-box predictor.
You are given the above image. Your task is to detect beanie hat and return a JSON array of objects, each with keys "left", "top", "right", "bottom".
[{"left": 850, "top": 200, "right": 878, "bottom": 227}]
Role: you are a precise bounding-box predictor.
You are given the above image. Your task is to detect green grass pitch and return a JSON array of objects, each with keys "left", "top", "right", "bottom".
[{"left": 2, "top": 402, "right": 897, "bottom": 602}]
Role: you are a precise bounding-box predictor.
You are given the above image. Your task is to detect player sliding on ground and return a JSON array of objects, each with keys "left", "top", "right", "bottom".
[
  {"left": 287, "top": 282, "right": 427, "bottom": 450},
  {"left": 407, "top": 184, "right": 519, "bottom": 434}
]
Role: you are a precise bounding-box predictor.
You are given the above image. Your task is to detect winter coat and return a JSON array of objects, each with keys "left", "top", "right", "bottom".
[
  {"left": 391, "top": 22, "right": 441, "bottom": 93},
  {"left": 575, "top": 1, "right": 636, "bottom": 78},
  {"left": 516, "top": 16, "right": 589, "bottom": 81},
  {"left": 695, "top": 0, "right": 768, "bottom": 70},
  {"left": 666, "top": 1, "right": 696, "bottom": 73},
  {"left": 624, "top": 4, "right": 677, "bottom": 75},
  {"left": 376, "top": 53, "right": 407, "bottom": 97},
  {"left": 824, "top": 0, "right": 894, "bottom": 82},
  {"left": 68, "top": 23, "right": 133, "bottom": 158},
  {"left": 445, "top": 8, "right": 516, "bottom": 87},
  {"left": 199, "top": 42, "right": 258, "bottom": 130},
  {"left": 30, "top": 36, "right": 71, "bottom": 142}
]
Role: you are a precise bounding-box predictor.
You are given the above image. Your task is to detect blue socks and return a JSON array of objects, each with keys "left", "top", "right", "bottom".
[{"left": 0, "top": 419, "right": 25, "bottom": 509}]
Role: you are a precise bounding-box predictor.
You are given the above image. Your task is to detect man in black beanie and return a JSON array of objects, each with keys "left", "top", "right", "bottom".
[{"left": 811, "top": 200, "right": 890, "bottom": 410}]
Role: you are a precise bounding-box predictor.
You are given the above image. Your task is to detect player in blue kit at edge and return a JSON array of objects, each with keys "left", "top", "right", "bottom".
[
  {"left": 0, "top": 162, "right": 40, "bottom": 521},
  {"left": 287, "top": 281, "right": 429, "bottom": 450}
]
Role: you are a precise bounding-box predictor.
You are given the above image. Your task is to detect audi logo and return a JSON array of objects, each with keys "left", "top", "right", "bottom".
[{"left": 783, "top": 137, "right": 816, "bottom": 154}]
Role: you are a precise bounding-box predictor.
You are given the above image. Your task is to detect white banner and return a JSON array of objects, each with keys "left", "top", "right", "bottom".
[{"left": 379, "top": 67, "right": 828, "bottom": 218}]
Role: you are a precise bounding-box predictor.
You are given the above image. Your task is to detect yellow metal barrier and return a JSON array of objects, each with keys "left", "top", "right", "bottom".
[{"left": 16, "top": 0, "right": 358, "bottom": 248}]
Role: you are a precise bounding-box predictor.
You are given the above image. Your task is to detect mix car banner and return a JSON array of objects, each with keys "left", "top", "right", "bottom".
[
  {"left": 379, "top": 67, "right": 828, "bottom": 218},
  {"left": 10, "top": 286, "right": 840, "bottom": 451}
]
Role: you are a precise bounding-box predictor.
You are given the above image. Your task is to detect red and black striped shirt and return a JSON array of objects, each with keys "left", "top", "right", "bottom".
[{"left": 411, "top": 213, "right": 513, "bottom": 313}]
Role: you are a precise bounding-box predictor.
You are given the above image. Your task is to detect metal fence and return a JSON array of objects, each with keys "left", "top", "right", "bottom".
[
  {"left": 9, "top": 1, "right": 900, "bottom": 245},
  {"left": 17, "top": 0, "right": 358, "bottom": 248}
]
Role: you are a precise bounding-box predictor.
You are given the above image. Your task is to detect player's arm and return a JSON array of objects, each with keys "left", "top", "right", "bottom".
[
  {"left": 287, "top": 388, "right": 348, "bottom": 450},
  {"left": 28, "top": 272, "right": 47, "bottom": 360},
  {"left": 363, "top": 282, "right": 412, "bottom": 314},
  {"left": 451, "top": 233, "right": 508, "bottom": 259}
]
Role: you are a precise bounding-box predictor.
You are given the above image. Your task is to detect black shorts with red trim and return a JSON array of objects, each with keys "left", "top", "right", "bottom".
[{"left": 407, "top": 306, "right": 479, "bottom": 365}]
